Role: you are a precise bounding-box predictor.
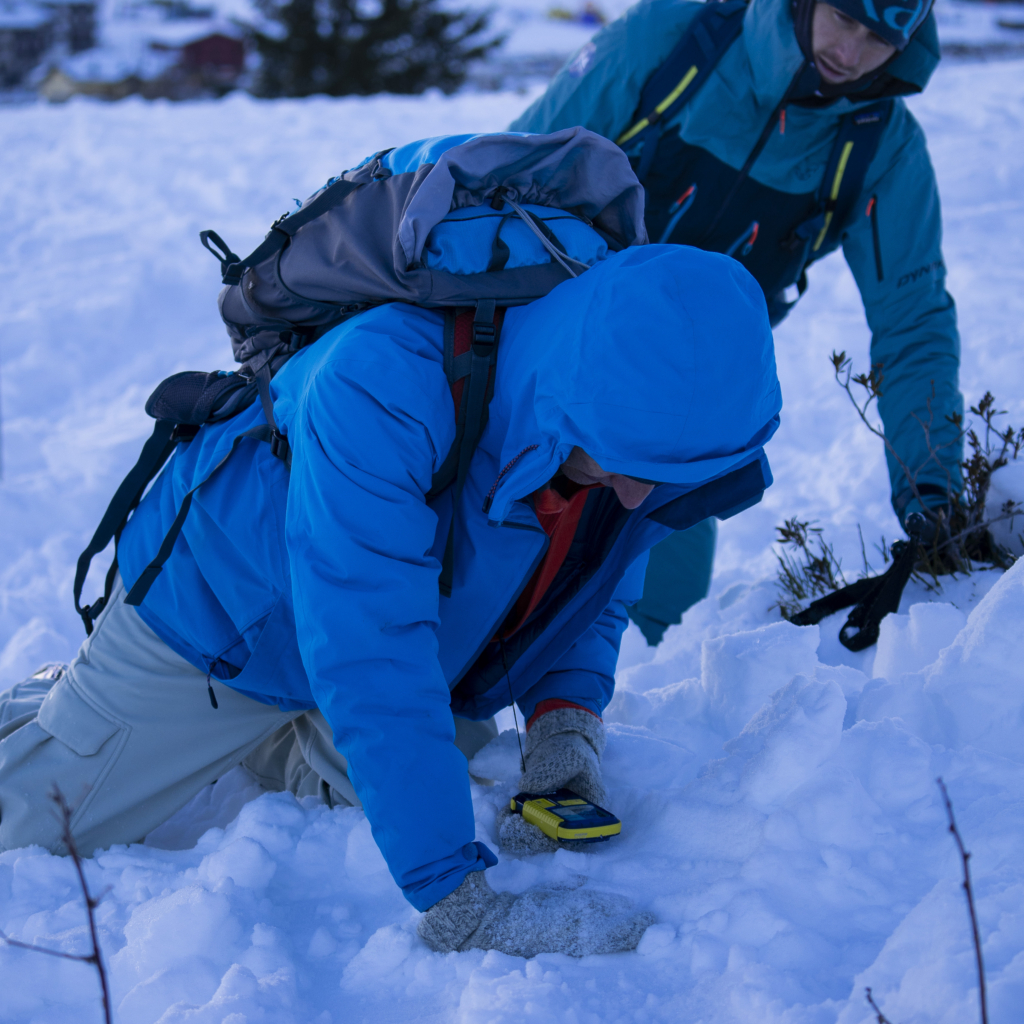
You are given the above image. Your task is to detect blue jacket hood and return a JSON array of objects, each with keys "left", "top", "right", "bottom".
[{"left": 483, "top": 244, "right": 782, "bottom": 522}]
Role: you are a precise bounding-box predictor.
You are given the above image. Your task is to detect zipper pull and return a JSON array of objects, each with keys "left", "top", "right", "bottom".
[{"left": 206, "top": 667, "right": 219, "bottom": 709}]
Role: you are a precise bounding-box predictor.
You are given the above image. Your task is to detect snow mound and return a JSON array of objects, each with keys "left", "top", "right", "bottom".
[{"left": 4, "top": 574, "right": 1024, "bottom": 1022}]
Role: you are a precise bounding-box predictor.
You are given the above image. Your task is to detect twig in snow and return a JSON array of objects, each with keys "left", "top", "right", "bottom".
[
  {"left": 937, "top": 777, "right": 988, "bottom": 1024},
  {"left": 864, "top": 987, "right": 896, "bottom": 1024},
  {"left": 0, "top": 787, "right": 112, "bottom": 1024}
]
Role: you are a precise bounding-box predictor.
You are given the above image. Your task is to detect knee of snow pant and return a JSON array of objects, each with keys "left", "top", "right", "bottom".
[
  {"left": 628, "top": 518, "right": 717, "bottom": 646},
  {"left": 0, "top": 667, "right": 65, "bottom": 741},
  {"left": 454, "top": 716, "right": 498, "bottom": 764},
  {"left": 243, "top": 710, "right": 362, "bottom": 810},
  {"left": 243, "top": 713, "right": 499, "bottom": 806},
  {"left": 1, "top": 576, "right": 305, "bottom": 855},
  {"left": 0, "top": 675, "right": 128, "bottom": 854}
]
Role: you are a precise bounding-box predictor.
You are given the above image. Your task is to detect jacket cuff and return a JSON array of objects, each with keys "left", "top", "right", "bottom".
[{"left": 526, "top": 697, "right": 601, "bottom": 731}]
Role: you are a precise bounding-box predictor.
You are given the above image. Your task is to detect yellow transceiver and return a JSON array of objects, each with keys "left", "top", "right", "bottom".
[{"left": 510, "top": 788, "right": 622, "bottom": 843}]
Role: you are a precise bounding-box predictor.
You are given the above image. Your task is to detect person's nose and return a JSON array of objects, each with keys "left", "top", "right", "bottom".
[{"left": 833, "top": 35, "right": 864, "bottom": 71}]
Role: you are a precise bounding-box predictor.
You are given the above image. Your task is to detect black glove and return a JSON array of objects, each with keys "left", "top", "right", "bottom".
[{"left": 909, "top": 505, "right": 964, "bottom": 575}]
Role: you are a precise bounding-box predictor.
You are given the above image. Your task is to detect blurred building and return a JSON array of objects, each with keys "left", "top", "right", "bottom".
[
  {"left": 38, "top": 20, "right": 246, "bottom": 100},
  {"left": 0, "top": 0, "right": 94, "bottom": 86},
  {"left": 0, "top": 3, "right": 52, "bottom": 86},
  {"left": 42, "top": 0, "right": 96, "bottom": 52}
]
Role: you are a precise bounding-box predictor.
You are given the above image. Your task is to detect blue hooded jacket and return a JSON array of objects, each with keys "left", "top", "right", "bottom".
[{"left": 118, "top": 244, "right": 781, "bottom": 909}]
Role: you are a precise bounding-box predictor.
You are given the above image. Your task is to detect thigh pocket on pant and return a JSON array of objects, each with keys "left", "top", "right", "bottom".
[{"left": 37, "top": 681, "right": 122, "bottom": 755}]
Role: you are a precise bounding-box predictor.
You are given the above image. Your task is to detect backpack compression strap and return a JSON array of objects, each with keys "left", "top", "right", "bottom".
[
  {"left": 616, "top": 0, "right": 747, "bottom": 181},
  {"left": 201, "top": 178, "right": 362, "bottom": 286},
  {"left": 199, "top": 151, "right": 394, "bottom": 286},
  {"left": 73, "top": 420, "right": 197, "bottom": 634},
  {"left": 783, "top": 101, "right": 893, "bottom": 258}
]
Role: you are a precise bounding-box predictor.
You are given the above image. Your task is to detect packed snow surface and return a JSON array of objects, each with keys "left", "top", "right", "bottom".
[{"left": 2, "top": 60, "right": 1024, "bottom": 1024}]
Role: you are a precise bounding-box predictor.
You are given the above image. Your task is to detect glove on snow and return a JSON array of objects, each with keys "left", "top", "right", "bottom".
[
  {"left": 417, "top": 870, "right": 653, "bottom": 958},
  {"left": 497, "top": 707, "right": 607, "bottom": 856}
]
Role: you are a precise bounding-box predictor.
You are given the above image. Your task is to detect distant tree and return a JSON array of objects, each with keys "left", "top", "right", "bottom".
[{"left": 249, "top": 0, "right": 500, "bottom": 97}]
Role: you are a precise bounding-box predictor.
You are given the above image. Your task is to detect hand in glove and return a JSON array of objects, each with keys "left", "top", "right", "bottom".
[
  {"left": 418, "top": 870, "right": 653, "bottom": 958},
  {"left": 496, "top": 704, "right": 607, "bottom": 856},
  {"left": 907, "top": 506, "right": 965, "bottom": 575}
]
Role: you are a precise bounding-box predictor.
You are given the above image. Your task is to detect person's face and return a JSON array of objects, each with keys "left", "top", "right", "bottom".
[
  {"left": 559, "top": 447, "right": 656, "bottom": 509},
  {"left": 811, "top": 2, "right": 897, "bottom": 84}
]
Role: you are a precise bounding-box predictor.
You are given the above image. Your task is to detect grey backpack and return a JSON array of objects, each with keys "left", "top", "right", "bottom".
[{"left": 74, "top": 128, "right": 647, "bottom": 630}]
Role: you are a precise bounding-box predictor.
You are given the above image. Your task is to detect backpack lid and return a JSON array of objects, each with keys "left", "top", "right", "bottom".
[{"left": 350, "top": 128, "right": 648, "bottom": 268}]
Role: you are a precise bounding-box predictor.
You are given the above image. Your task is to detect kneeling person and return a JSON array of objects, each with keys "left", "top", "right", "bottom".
[{"left": 0, "top": 244, "right": 780, "bottom": 956}]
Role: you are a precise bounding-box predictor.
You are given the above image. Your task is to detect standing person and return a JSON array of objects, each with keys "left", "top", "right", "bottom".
[
  {"left": 513, "top": 0, "right": 963, "bottom": 644},
  {"left": 0, "top": 240, "right": 781, "bottom": 957}
]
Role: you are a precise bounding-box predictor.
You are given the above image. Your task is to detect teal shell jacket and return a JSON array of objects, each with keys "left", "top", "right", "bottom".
[{"left": 512, "top": 0, "right": 964, "bottom": 517}]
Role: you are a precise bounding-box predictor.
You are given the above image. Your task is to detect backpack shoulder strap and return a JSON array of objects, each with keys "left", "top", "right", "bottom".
[
  {"left": 432, "top": 302, "right": 505, "bottom": 596},
  {"left": 123, "top": 424, "right": 277, "bottom": 608},
  {"left": 617, "top": 0, "right": 748, "bottom": 181},
  {"left": 73, "top": 420, "right": 197, "bottom": 633},
  {"left": 797, "top": 100, "right": 894, "bottom": 257}
]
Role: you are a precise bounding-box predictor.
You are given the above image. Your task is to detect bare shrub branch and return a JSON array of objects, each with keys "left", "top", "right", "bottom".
[
  {"left": 831, "top": 352, "right": 1021, "bottom": 571},
  {"left": 937, "top": 777, "right": 988, "bottom": 1024},
  {"left": 772, "top": 517, "right": 848, "bottom": 618},
  {"left": 0, "top": 787, "right": 112, "bottom": 1024},
  {"left": 865, "top": 987, "right": 897, "bottom": 1024}
]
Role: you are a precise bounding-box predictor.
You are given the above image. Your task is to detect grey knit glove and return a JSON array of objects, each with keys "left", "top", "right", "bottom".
[
  {"left": 417, "top": 871, "right": 653, "bottom": 958},
  {"left": 496, "top": 707, "right": 607, "bottom": 856}
]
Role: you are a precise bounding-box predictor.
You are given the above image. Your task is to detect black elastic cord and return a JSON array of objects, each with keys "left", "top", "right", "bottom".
[{"left": 501, "top": 639, "right": 526, "bottom": 774}]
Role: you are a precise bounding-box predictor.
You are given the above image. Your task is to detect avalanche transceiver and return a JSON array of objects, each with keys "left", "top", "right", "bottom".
[{"left": 510, "top": 788, "right": 622, "bottom": 843}]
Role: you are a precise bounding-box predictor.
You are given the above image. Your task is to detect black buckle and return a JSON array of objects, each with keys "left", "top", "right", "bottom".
[
  {"left": 171, "top": 424, "right": 201, "bottom": 443},
  {"left": 471, "top": 321, "right": 496, "bottom": 354},
  {"left": 79, "top": 596, "right": 107, "bottom": 635},
  {"left": 270, "top": 430, "right": 290, "bottom": 461}
]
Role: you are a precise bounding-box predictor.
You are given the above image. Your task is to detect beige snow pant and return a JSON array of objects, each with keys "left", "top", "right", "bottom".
[{"left": 0, "top": 577, "right": 497, "bottom": 855}]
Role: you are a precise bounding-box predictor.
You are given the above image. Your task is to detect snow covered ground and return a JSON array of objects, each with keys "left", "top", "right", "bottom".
[{"left": 1, "top": 56, "right": 1024, "bottom": 1024}]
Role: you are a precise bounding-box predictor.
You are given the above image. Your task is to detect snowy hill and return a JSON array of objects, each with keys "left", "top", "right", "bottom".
[{"left": 1, "top": 57, "right": 1024, "bottom": 1024}]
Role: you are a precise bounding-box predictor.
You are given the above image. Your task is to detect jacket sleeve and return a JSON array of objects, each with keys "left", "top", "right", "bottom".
[
  {"left": 284, "top": 305, "right": 494, "bottom": 912},
  {"left": 516, "top": 553, "right": 648, "bottom": 720},
  {"left": 840, "top": 101, "right": 964, "bottom": 521},
  {"left": 509, "top": 0, "right": 702, "bottom": 139}
]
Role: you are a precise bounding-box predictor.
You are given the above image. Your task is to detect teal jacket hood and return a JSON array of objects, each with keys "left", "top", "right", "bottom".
[
  {"left": 742, "top": 0, "right": 940, "bottom": 105},
  {"left": 480, "top": 244, "right": 782, "bottom": 523}
]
